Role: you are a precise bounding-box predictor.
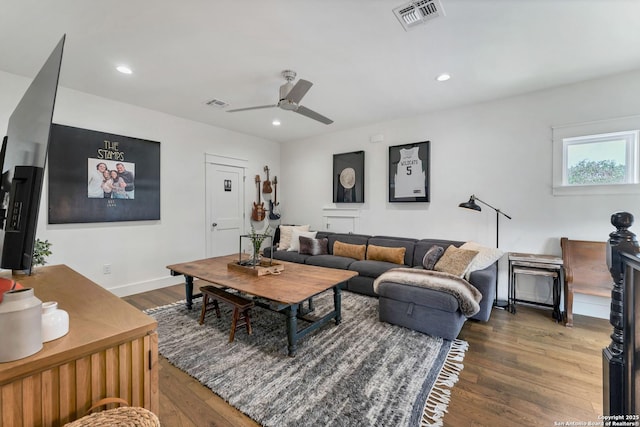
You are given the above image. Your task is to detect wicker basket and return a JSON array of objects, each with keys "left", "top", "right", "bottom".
[{"left": 64, "top": 397, "right": 160, "bottom": 427}]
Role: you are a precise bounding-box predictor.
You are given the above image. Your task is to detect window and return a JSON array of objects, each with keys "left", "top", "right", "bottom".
[
  {"left": 563, "top": 131, "right": 638, "bottom": 186},
  {"left": 552, "top": 116, "right": 640, "bottom": 196}
]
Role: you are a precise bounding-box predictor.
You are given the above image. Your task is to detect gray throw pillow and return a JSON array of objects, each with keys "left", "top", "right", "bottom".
[
  {"left": 299, "top": 236, "right": 329, "bottom": 256},
  {"left": 422, "top": 245, "right": 445, "bottom": 270}
]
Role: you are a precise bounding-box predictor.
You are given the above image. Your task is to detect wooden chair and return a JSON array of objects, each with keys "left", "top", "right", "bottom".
[{"left": 560, "top": 237, "right": 613, "bottom": 326}]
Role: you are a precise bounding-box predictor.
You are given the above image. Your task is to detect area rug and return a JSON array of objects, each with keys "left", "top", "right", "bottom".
[{"left": 146, "top": 291, "right": 467, "bottom": 427}]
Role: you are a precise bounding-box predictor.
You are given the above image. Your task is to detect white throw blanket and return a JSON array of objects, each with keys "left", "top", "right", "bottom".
[{"left": 373, "top": 268, "right": 483, "bottom": 317}]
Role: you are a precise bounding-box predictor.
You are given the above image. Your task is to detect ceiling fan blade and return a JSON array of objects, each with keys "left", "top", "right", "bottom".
[
  {"left": 227, "top": 104, "right": 277, "bottom": 113},
  {"left": 285, "top": 79, "right": 313, "bottom": 103},
  {"left": 295, "top": 105, "right": 333, "bottom": 125}
]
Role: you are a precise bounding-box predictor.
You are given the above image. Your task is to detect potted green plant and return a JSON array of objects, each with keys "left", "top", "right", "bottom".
[
  {"left": 32, "top": 238, "right": 52, "bottom": 268},
  {"left": 248, "top": 225, "right": 271, "bottom": 266}
]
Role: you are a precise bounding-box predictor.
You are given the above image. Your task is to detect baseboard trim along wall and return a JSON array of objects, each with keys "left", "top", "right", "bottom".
[{"left": 109, "top": 275, "right": 183, "bottom": 298}]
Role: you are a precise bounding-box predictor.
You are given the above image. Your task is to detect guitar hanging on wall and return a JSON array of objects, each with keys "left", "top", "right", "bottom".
[
  {"left": 262, "top": 166, "right": 273, "bottom": 194},
  {"left": 269, "top": 176, "right": 281, "bottom": 220},
  {"left": 251, "top": 174, "right": 265, "bottom": 221}
]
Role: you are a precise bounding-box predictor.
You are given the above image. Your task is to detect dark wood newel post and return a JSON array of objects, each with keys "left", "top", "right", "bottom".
[{"left": 604, "top": 211, "right": 638, "bottom": 415}]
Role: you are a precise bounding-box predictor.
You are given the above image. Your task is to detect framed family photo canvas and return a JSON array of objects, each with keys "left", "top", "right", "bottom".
[
  {"left": 388, "top": 141, "right": 430, "bottom": 202},
  {"left": 48, "top": 124, "right": 161, "bottom": 223},
  {"left": 333, "top": 150, "right": 364, "bottom": 203}
]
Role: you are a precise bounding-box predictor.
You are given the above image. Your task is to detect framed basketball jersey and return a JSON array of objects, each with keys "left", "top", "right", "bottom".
[{"left": 388, "top": 141, "right": 430, "bottom": 202}]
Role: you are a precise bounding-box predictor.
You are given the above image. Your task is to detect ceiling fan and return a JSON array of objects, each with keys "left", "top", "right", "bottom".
[{"left": 226, "top": 70, "right": 333, "bottom": 125}]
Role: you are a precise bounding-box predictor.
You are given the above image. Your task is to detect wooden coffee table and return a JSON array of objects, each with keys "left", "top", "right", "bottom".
[{"left": 167, "top": 254, "right": 357, "bottom": 356}]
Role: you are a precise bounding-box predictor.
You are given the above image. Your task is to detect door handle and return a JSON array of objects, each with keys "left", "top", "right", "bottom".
[{"left": 212, "top": 223, "right": 218, "bottom": 227}]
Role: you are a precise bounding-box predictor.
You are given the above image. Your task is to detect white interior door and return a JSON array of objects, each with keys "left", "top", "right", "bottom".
[{"left": 206, "top": 157, "right": 246, "bottom": 257}]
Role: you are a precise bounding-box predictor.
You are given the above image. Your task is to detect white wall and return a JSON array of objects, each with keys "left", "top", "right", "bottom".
[
  {"left": 0, "top": 70, "right": 280, "bottom": 296},
  {"left": 3, "top": 67, "right": 638, "bottom": 318},
  {"left": 279, "top": 69, "right": 640, "bottom": 319}
]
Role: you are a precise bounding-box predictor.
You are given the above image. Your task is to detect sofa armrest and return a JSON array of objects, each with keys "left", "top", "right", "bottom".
[{"left": 467, "top": 263, "right": 497, "bottom": 321}]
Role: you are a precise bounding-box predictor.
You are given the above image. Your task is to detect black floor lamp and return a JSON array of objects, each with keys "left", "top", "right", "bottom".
[{"left": 459, "top": 195, "right": 512, "bottom": 309}]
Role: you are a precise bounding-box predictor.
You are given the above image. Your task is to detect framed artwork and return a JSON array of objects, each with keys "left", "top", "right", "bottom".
[
  {"left": 48, "top": 124, "right": 161, "bottom": 223},
  {"left": 388, "top": 141, "right": 430, "bottom": 202},
  {"left": 333, "top": 150, "right": 364, "bottom": 203}
]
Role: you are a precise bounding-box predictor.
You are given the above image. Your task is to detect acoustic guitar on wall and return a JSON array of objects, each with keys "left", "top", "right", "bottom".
[
  {"left": 251, "top": 174, "right": 265, "bottom": 221},
  {"left": 262, "top": 166, "right": 273, "bottom": 194}
]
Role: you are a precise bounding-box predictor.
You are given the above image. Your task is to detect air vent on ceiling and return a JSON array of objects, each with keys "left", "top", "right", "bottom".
[
  {"left": 393, "top": 0, "right": 446, "bottom": 31},
  {"left": 205, "top": 98, "right": 229, "bottom": 108}
]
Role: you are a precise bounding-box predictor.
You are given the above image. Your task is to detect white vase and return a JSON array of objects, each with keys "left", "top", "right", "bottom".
[
  {"left": 41, "top": 301, "right": 69, "bottom": 342},
  {"left": 0, "top": 288, "right": 43, "bottom": 362}
]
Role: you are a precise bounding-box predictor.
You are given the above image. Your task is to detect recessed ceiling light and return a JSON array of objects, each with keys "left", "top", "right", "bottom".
[
  {"left": 116, "top": 65, "right": 133, "bottom": 75},
  {"left": 272, "top": 119, "right": 281, "bottom": 126},
  {"left": 436, "top": 73, "right": 451, "bottom": 82}
]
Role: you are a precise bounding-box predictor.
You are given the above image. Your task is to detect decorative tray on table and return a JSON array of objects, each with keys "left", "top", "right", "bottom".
[
  {"left": 228, "top": 233, "right": 283, "bottom": 276},
  {"left": 227, "top": 259, "right": 284, "bottom": 276}
]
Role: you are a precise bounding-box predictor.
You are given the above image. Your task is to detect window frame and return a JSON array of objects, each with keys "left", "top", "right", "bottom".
[
  {"left": 562, "top": 130, "right": 638, "bottom": 186},
  {"left": 552, "top": 116, "right": 640, "bottom": 196}
]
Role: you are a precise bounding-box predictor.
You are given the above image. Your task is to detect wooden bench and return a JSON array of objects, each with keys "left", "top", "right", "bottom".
[
  {"left": 560, "top": 237, "right": 613, "bottom": 327},
  {"left": 199, "top": 285, "right": 254, "bottom": 342}
]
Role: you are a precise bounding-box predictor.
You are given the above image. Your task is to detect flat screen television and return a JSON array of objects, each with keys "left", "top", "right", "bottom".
[{"left": 0, "top": 35, "right": 65, "bottom": 273}]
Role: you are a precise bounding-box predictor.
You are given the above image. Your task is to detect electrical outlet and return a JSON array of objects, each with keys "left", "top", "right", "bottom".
[{"left": 103, "top": 264, "right": 112, "bottom": 274}]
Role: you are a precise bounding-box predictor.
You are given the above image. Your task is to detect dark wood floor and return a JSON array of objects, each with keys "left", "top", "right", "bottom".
[{"left": 123, "top": 284, "right": 611, "bottom": 426}]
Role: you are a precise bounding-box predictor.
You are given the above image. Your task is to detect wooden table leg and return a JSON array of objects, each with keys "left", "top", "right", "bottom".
[
  {"left": 286, "top": 304, "right": 299, "bottom": 357},
  {"left": 333, "top": 285, "right": 342, "bottom": 325},
  {"left": 184, "top": 275, "right": 194, "bottom": 310}
]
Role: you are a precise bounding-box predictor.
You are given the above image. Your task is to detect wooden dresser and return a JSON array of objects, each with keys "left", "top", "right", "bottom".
[{"left": 0, "top": 265, "right": 158, "bottom": 426}]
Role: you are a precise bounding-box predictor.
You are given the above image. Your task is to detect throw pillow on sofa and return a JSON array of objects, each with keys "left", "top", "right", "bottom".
[
  {"left": 277, "top": 225, "right": 310, "bottom": 250},
  {"left": 460, "top": 241, "right": 504, "bottom": 279},
  {"left": 366, "top": 244, "right": 406, "bottom": 264},
  {"left": 434, "top": 245, "right": 479, "bottom": 277},
  {"left": 422, "top": 245, "right": 445, "bottom": 269},
  {"left": 288, "top": 230, "right": 318, "bottom": 252},
  {"left": 299, "top": 236, "right": 329, "bottom": 255},
  {"left": 333, "top": 241, "right": 366, "bottom": 260}
]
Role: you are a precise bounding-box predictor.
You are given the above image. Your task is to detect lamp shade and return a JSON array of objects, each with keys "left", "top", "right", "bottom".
[{"left": 459, "top": 196, "right": 481, "bottom": 211}]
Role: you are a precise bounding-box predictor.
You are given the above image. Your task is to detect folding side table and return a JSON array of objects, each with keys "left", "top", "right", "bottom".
[{"left": 508, "top": 252, "right": 564, "bottom": 321}]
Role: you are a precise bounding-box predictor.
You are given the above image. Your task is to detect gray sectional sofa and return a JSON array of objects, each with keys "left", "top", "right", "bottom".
[{"left": 263, "top": 228, "right": 498, "bottom": 340}]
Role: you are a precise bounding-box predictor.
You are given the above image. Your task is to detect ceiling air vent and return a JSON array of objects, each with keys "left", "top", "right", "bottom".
[
  {"left": 205, "top": 98, "right": 229, "bottom": 108},
  {"left": 393, "top": 0, "right": 446, "bottom": 31}
]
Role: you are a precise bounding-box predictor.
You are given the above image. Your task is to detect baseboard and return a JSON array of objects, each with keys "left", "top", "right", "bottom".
[
  {"left": 109, "top": 275, "right": 183, "bottom": 298},
  {"left": 572, "top": 293, "right": 610, "bottom": 319}
]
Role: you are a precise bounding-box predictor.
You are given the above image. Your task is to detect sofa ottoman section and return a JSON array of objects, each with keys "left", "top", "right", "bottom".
[
  {"left": 377, "top": 281, "right": 467, "bottom": 340},
  {"left": 413, "top": 239, "right": 497, "bottom": 322}
]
